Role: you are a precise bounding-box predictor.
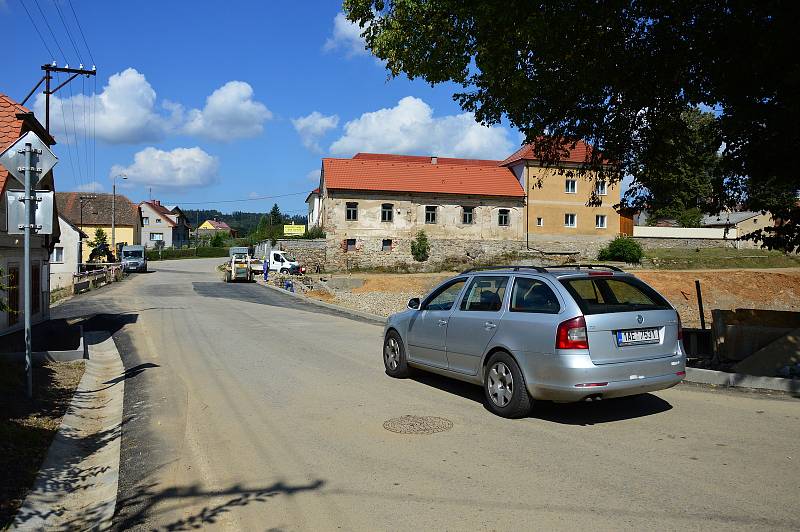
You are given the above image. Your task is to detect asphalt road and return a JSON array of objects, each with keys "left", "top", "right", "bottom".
[{"left": 52, "top": 258, "right": 800, "bottom": 531}]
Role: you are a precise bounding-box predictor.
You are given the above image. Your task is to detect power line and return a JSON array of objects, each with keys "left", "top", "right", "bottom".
[
  {"left": 51, "top": 0, "right": 83, "bottom": 64},
  {"left": 32, "top": 0, "right": 67, "bottom": 62},
  {"left": 18, "top": 0, "right": 55, "bottom": 60},
  {"left": 67, "top": 0, "right": 95, "bottom": 65},
  {"left": 163, "top": 191, "right": 310, "bottom": 205}
]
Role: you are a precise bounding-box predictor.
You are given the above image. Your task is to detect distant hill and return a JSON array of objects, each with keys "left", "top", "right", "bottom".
[{"left": 183, "top": 209, "right": 307, "bottom": 235}]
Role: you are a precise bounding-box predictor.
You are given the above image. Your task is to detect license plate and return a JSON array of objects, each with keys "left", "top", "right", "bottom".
[{"left": 616, "top": 328, "right": 660, "bottom": 346}]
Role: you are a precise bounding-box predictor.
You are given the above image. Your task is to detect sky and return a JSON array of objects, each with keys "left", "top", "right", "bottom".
[{"left": 3, "top": 0, "right": 524, "bottom": 217}]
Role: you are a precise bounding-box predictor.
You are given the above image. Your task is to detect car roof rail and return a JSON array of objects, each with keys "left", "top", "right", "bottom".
[
  {"left": 550, "top": 263, "right": 624, "bottom": 272},
  {"left": 459, "top": 265, "right": 549, "bottom": 275}
]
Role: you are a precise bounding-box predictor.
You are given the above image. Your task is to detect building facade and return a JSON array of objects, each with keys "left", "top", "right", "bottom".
[
  {"left": 55, "top": 192, "right": 142, "bottom": 262},
  {"left": 197, "top": 219, "right": 236, "bottom": 238},
  {"left": 501, "top": 142, "right": 621, "bottom": 242},
  {"left": 0, "top": 94, "right": 58, "bottom": 336},
  {"left": 317, "top": 154, "right": 525, "bottom": 268},
  {"left": 50, "top": 215, "right": 86, "bottom": 290},
  {"left": 140, "top": 200, "right": 191, "bottom": 248}
]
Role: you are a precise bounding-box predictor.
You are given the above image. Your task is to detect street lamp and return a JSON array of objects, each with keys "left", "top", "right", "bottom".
[{"left": 111, "top": 173, "right": 127, "bottom": 260}]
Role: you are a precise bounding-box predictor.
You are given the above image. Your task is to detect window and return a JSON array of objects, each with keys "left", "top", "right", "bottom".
[
  {"left": 382, "top": 239, "right": 393, "bottom": 252},
  {"left": 346, "top": 238, "right": 356, "bottom": 251},
  {"left": 273, "top": 252, "right": 284, "bottom": 263},
  {"left": 595, "top": 181, "right": 607, "bottom": 195},
  {"left": 510, "top": 277, "right": 560, "bottom": 314},
  {"left": 460, "top": 276, "right": 509, "bottom": 312},
  {"left": 422, "top": 279, "right": 466, "bottom": 311},
  {"left": 536, "top": 217, "right": 544, "bottom": 227},
  {"left": 31, "top": 263, "right": 40, "bottom": 315},
  {"left": 564, "top": 213, "right": 576, "bottom": 227},
  {"left": 155, "top": 218, "right": 162, "bottom": 224},
  {"left": 498, "top": 209, "right": 510, "bottom": 226},
  {"left": 150, "top": 233, "right": 164, "bottom": 241},
  {"left": 142, "top": 217, "right": 150, "bottom": 225},
  {"left": 565, "top": 179, "right": 577, "bottom": 194},
  {"left": 596, "top": 214, "right": 607, "bottom": 228},
  {"left": 462, "top": 206, "right": 474, "bottom": 224},
  {"left": 560, "top": 277, "right": 671, "bottom": 315},
  {"left": 346, "top": 202, "right": 358, "bottom": 221},
  {"left": 425, "top": 206, "right": 438, "bottom": 224},
  {"left": 51, "top": 246, "right": 64, "bottom": 263},
  {"left": 381, "top": 203, "right": 393, "bottom": 222}
]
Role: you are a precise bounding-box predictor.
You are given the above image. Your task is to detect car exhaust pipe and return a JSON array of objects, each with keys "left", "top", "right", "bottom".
[{"left": 584, "top": 394, "right": 603, "bottom": 402}]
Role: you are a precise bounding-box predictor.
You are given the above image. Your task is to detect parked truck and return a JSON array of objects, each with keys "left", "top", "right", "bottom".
[{"left": 259, "top": 246, "right": 301, "bottom": 274}]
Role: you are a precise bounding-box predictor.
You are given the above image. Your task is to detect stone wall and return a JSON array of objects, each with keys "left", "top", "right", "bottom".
[
  {"left": 275, "top": 239, "right": 327, "bottom": 271},
  {"left": 633, "top": 237, "right": 753, "bottom": 250}
]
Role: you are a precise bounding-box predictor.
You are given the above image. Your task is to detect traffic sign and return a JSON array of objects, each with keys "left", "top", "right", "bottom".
[
  {"left": 5, "top": 190, "right": 54, "bottom": 235},
  {"left": 0, "top": 131, "right": 58, "bottom": 185}
]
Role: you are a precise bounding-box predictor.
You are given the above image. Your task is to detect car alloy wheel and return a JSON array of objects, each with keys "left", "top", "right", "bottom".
[
  {"left": 384, "top": 337, "right": 400, "bottom": 371},
  {"left": 487, "top": 361, "right": 514, "bottom": 407}
]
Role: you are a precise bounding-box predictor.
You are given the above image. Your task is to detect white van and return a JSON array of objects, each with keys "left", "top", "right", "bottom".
[{"left": 266, "top": 250, "right": 299, "bottom": 273}]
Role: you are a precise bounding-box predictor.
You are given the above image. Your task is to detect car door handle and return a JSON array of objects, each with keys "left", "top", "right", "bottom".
[
  {"left": 438, "top": 319, "right": 448, "bottom": 326},
  {"left": 484, "top": 321, "right": 497, "bottom": 329}
]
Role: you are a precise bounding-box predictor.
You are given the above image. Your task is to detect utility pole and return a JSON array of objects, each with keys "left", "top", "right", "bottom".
[
  {"left": 111, "top": 174, "right": 127, "bottom": 260},
  {"left": 21, "top": 63, "right": 97, "bottom": 134}
]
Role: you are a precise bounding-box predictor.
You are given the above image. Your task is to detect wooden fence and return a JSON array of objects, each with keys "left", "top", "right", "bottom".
[{"left": 72, "top": 264, "right": 124, "bottom": 294}]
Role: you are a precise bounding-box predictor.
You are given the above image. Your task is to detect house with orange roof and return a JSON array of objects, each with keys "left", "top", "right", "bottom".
[
  {"left": 139, "top": 199, "right": 192, "bottom": 248},
  {"left": 315, "top": 152, "right": 526, "bottom": 266},
  {"left": 500, "top": 140, "right": 621, "bottom": 237},
  {"left": 0, "top": 94, "right": 59, "bottom": 336}
]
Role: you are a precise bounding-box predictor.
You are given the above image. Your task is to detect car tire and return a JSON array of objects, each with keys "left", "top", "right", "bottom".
[
  {"left": 383, "top": 331, "right": 412, "bottom": 378},
  {"left": 483, "top": 351, "right": 532, "bottom": 418},
  {"left": 280, "top": 268, "right": 289, "bottom": 274}
]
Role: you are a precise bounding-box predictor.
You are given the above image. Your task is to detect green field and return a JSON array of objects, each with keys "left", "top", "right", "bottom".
[{"left": 643, "top": 247, "right": 800, "bottom": 269}]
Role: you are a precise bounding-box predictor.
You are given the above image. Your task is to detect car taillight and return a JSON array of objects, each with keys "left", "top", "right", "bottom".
[{"left": 556, "top": 316, "right": 588, "bottom": 350}]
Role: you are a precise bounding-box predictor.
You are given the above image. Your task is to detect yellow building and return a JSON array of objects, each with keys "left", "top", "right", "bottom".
[
  {"left": 55, "top": 192, "right": 142, "bottom": 262},
  {"left": 501, "top": 142, "right": 621, "bottom": 239}
]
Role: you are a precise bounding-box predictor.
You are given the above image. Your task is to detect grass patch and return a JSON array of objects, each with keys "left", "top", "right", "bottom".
[
  {"left": 644, "top": 247, "right": 800, "bottom": 269},
  {"left": 0, "top": 359, "right": 84, "bottom": 526}
]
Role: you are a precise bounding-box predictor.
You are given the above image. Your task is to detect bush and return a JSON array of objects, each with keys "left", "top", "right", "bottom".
[
  {"left": 598, "top": 236, "right": 643, "bottom": 263},
  {"left": 146, "top": 247, "right": 230, "bottom": 261},
  {"left": 210, "top": 232, "right": 226, "bottom": 247},
  {"left": 410, "top": 230, "right": 430, "bottom": 262}
]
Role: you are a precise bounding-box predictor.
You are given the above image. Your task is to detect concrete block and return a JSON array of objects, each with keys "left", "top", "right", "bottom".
[{"left": 734, "top": 328, "right": 800, "bottom": 377}]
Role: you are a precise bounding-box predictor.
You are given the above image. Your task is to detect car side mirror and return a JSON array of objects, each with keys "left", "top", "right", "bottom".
[{"left": 407, "top": 297, "right": 421, "bottom": 310}]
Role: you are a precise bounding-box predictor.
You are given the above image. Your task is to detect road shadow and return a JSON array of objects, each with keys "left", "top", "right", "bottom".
[
  {"left": 409, "top": 371, "right": 673, "bottom": 425},
  {"left": 113, "top": 479, "right": 326, "bottom": 530}
]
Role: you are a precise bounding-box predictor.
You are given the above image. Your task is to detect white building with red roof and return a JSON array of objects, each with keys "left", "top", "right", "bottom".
[
  {"left": 139, "top": 200, "right": 192, "bottom": 248},
  {"left": 0, "top": 94, "right": 59, "bottom": 336}
]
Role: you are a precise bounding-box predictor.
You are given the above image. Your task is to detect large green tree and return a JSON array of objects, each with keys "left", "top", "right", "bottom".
[{"left": 344, "top": 1, "right": 800, "bottom": 249}]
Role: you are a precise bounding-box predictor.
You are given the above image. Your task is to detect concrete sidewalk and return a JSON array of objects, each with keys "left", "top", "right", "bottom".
[{"left": 13, "top": 332, "right": 125, "bottom": 531}]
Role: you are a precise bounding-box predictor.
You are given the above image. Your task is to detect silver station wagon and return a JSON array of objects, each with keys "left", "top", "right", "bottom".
[{"left": 383, "top": 265, "right": 686, "bottom": 418}]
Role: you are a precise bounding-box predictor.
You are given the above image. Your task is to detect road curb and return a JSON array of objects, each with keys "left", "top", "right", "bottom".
[
  {"left": 685, "top": 367, "right": 800, "bottom": 394},
  {"left": 13, "top": 332, "right": 125, "bottom": 531},
  {"left": 260, "top": 281, "right": 387, "bottom": 324}
]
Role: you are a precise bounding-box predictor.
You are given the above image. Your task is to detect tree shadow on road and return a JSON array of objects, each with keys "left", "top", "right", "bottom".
[
  {"left": 410, "top": 371, "right": 672, "bottom": 425},
  {"left": 113, "top": 479, "right": 326, "bottom": 531}
]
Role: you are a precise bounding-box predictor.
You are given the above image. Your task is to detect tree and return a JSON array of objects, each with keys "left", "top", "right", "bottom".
[
  {"left": 410, "top": 230, "right": 430, "bottom": 262},
  {"left": 87, "top": 228, "right": 108, "bottom": 250},
  {"left": 269, "top": 204, "right": 283, "bottom": 226},
  {"left": 344, "top": 1, "right": 800, "bottom": 250},
  {"left": 630, "top": 107, "right": 721, "bottom": 227},
  {"left": 210, "top": 232, "right": 226, "bottom": 248}
]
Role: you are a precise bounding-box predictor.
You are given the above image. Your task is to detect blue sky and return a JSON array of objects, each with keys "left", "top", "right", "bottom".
[{"left": 3, "top": 0, "right": 523, "bottom": 216}]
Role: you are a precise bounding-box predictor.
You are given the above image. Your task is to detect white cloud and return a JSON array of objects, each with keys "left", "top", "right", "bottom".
[
  {"left": 76, "top": 181, "right": 105, "bottom": 193},
  {"left": 306, "top": 168, "right": 321, "bottom": 183},
  {"left": 329, "top": 96, "right": 514, "bottom": 159},
  {"left": 37, "top": 70, "right": 270, "bottom": 144},
  {"left": 110, "top": 147, "right": 219, "bottom": 189},
  {"left": 181, "top": 81, "right": 272, "bottom": 141},
  {"left": 323, "top": 12, "right": 367, "bottom": 57},
  {"left": 247, "top": 191, "right": 262, "bottom": 199},
  {"left": 292, "top": 112, "right": 339, "bottom": 152}
]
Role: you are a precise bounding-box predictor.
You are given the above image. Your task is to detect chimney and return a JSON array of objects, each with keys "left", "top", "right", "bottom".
[
  {"left": 153, "top": 200, "right": 160, "bottom": 206},
  {"left": 431, "top": 156, "right": 438, "bottom": 164}
]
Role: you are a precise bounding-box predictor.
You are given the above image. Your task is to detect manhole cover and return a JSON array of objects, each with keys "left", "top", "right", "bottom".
[{"left": 383, "top": 415, "right": 453, "bottom": 435}]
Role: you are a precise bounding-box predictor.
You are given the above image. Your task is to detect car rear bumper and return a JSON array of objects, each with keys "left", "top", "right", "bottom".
[{"left": 523, "top": 352, "right": 685, "bottom": 402}]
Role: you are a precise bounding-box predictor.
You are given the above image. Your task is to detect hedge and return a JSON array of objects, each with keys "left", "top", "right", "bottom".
[{"left": 146, "top": 247, "right": 230, "bottom": 261}]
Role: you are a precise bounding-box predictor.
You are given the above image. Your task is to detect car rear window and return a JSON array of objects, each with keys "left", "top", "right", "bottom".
[{"left": 560, "top": 276, "right": 671, "bottom": 315}]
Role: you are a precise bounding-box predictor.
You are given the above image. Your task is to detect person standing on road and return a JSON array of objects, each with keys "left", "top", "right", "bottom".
[{"left": 264, "top": 254, "right": 269, "bottom": 282}]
